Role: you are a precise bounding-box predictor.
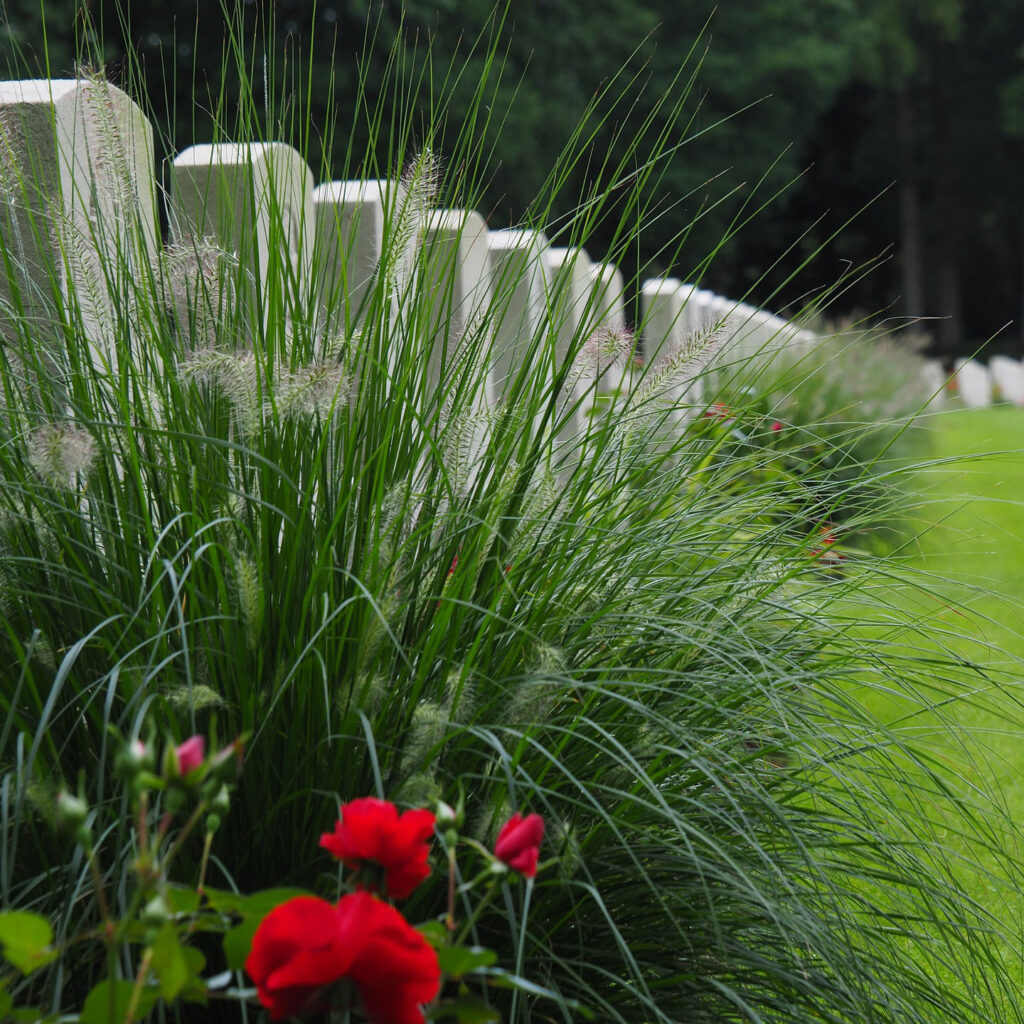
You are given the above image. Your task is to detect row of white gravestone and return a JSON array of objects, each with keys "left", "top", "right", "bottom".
[
  {"left": 947, "top": 356, "right": 1024, "bottom": 408},
  {"left": 0, "top": 77, "right": 817, "bottom": 435}
]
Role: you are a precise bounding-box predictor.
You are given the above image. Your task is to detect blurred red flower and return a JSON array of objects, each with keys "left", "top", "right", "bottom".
[
  {"left": 246, "top": 891, "right": 440, "bottom": 1023},
  {"left": 175, "top": 735, "right": 205, "bottom": 775},
  {"left": 320, "top": 797, "right": 435, "bottom": 900},
  {"left": 494, "top": 812, "right": 544, "bottom": 878}
]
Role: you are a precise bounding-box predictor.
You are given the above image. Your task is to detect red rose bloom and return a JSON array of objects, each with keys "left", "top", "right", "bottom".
[
  {"left": 494, "top": 812, "right": 544, "bottom": 878},
  {"left": 320, "top": 797, "right": 435, "bottom": 900},
  {"left": 343, "top": 892, "right": 442, "bottom": 1024},
  {"left": 245, "top": 896, "right": 355, "bottom": 1020},
  {"left": 246, "top": 892, "right": 440, "bottom": 1024}
]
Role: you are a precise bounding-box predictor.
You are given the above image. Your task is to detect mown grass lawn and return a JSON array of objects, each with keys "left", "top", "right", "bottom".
[{"left": 857, "top": 405, "right": 1024, "bottom": 990}]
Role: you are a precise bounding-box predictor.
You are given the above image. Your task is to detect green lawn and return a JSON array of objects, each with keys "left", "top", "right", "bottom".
[{"left": 860, "top": 406, "right": 1024, "bottom": 989}]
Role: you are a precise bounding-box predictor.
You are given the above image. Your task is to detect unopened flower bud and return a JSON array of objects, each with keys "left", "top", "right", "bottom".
[
  {"left": 209, "top": 737, "right": 246, "bottom": 784},
  {"left": 175, "top": 735, "right": 206, "bottom": 776},
  {"left": 435, "top": 801, "right": 458, "bottom": 830},
  {"left": 210, "top": 784, "right": 231, "bottom": 816},
  {"left": 206, "top": 812, "right": 221, "bottom": 834},
  {"left": 116, "top": 738, "right": 152, "bottom": 779},
  {"left": 55, "top": 791, "right": 89, "bottom": 836},
  {"left": 141, "top": 895, "right": 170, "bottom": 928}
]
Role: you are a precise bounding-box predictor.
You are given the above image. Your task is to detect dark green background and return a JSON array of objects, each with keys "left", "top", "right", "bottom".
[{"left": 2, "top": 0, "right": 1021, "bottom": 360}]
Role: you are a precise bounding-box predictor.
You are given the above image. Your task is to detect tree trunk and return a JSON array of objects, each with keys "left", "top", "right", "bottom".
[
  {"left": 935, "top": 245, "right": 963, "bottom": 352},
  {"left": 896, "top": 86, "right": 926, "bottom": 323}
]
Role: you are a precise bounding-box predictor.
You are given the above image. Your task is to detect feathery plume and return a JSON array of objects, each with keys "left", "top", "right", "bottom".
[
  {"left": 27, "top": 423, "right": 97, "bottom": 486},
  {"left": 275, "top": 361, "right": 353, "bottom": 422}
]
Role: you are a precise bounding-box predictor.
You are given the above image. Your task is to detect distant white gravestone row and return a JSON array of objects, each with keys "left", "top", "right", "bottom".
[
  {"left": 0, "top": 75, "right": 823, "bottom": 436},
  {"left": 988, "top": 355, "right": 1024, "bottom": 406},
  {"left": 953, "top": 358, "right": 994, "bottom": 408}
]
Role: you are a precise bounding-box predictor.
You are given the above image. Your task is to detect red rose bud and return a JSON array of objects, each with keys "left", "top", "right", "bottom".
[
  {"left": 770, "top": 421, "right": 783, "bottom": 432},
  {"left": 175, "top": 735, "right": 206, "bottom": 775},
  {"left": 207, "top": 736, "right": 246, "bottom": 783},
  {"left": 320, "top": 797, "right": 436, "bottom": 900},
  {"left": 494, "top": 812, "right": 544, "bottom": 878}
]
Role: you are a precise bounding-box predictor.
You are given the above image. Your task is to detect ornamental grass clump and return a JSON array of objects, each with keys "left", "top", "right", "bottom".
[{"left": 0, "top": 4, "right": 1023, "bottom": 1023}]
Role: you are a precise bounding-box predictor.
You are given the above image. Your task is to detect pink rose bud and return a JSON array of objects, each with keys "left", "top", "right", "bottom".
[
  {"left": 771, "top": 421, "right": 783, "bottom": 432},
  {"left": 176, "top": 735, "right": 206, "bottom": 775},
  {"left": 494, "top": 812, "right": 544, "bottom": 878}
]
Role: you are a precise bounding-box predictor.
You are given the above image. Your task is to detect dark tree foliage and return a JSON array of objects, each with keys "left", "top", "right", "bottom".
[{"left": 1, "top": 0, "right": 1021, "bottom": 356}]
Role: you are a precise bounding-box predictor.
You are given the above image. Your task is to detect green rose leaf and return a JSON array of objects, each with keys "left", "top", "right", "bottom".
[
  {"left": 0, "top": 988, "right": 12, "bottom": 1019},
  {"left": 163, "top": 885, "right": 201, "bottom": 916},
  {"left": 80, "top": 980, "right": 158, "bottom": 1024},
  {"left": 416, "top": 921, "right": 447, "bottom": 949},
  {"left": 180, "top": 946, "right": 209, "bottom": 1005},
  {"left": 0, "top": 912, "right": 56, "bottom": 975},
  {"left": 223, "top": 919, "right": 259, "bottom": 972},
  {"left": 426, "top": 995, "right": 500, "bottom": 1023},
  {"left": 437, "top": 945, "right": 498, "bottom": 978},
  {"left": 9, "top": 1009, "right": 58, "bottom": 1024},
  {"left": 201, "top": 886, "right": 243, "bottom": 914},
  {"left": 150, "top": 924, "right": 191, "bottom": 1002},
  {"left": 238, "top": 888, "right": 309, "bottom": 918}
]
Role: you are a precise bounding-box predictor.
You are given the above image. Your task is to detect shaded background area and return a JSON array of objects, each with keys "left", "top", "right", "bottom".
[{"left": 1, "top": 0, "right": 1021, "bottom": 361}]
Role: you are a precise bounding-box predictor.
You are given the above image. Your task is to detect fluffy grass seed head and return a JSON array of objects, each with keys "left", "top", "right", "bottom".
[
  {"left": 393, "top": 147, "right": 442, "bottom": 265},
  {"left": 634, "top": 318, "right": 734, "bottom": 410},
  {"left": 400, "top": 700, "right": 447, "bottom": 782},
  {"left": 179, "top": 348, "right": 261, "bottom": 437},
  {"left": 275, "top": 361, "right": 353, "bottom": 422},
  {"left": 160, "top": 239, "right": 241, "bottom": 351},
  {"left": 164, "top": 683, "right": 228, "bottom": 715},
  {"left": 232, "top": 548, "right": 264, "bottom": 652},
  {"left": 567, "top": 325, "right": 635, "bottom": 397},
  {"left": 27, "top": 423, "right": 97, "bottom": 486}
]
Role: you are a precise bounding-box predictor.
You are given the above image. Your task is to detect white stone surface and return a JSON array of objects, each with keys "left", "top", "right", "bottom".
[
  {"left": 544, "top": 245, "right": 594, "bottom": 446},
  {"left": 988, "top": 355, "right": 1024, "bottom": 406},
  {"left": 169, "top": 142, "right": 315, "bottom": 301},
  {"left": 486, "top": 228, "right": 551, "bottom": 409},
  {"left": 640, "top": 277, "right": 703, "bottom": 415},
  {"left": 418, "top": 208, "right": 492, "bottom": 386},
  {"left": 953, "top": 358, "right": 993, "bottom": 408},
  {"left": 584, "top": 261, "right": 630, "bottom": 398},
  {"left": 588, "top": 262, "right": 626, "bottom": 333},
  {"left": 0, "top": 78, "right": 158, "bottom": 361},
  {"left": 920, "top": 359, "right": 947, "bottom": 407},
  {"left": 312, "top": 178, "right": 399, "bottom": 327},
  {"left": 412, "top": 209, "right": 494, "bottom": 486}
]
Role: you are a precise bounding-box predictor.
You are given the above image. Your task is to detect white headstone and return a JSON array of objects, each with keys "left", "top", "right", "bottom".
[
  {"left": 486, "top": 228, "right": 551, "bottom": 409},
  {"left": 169, "top": 142, "right": 315, "bottom": 315},
  {"left": 312, "top": 178, "right": 398, "bottom": 330},
  {"left": 920, "top": 359, "right": 947, "bottom": 407},
  {"left": 953, "top": 358, "right": 993, "bottom": 408},
  {"left": 582, "top": 261, "right": 630, "bottom": 399},
  {"left": 640, "top": 277, "right": 703, "bottom": 416},
  {"left": 544, "top": 245, "right": 594, "bottom": 446},
  {"left": 418, "top": 208, "right": 492, "bottom": 388},
  {"left": 0, "top": 78, "right": 158, "bottom": 363},
  {"left": 588, "top": 262, "right": 626, "bottom": 333},
  {"left": 988, "top": 355, "right": 1024, "bottom": 406},
  {"left": 409, "top": 208, "right": 495, "bottom": 490}
]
